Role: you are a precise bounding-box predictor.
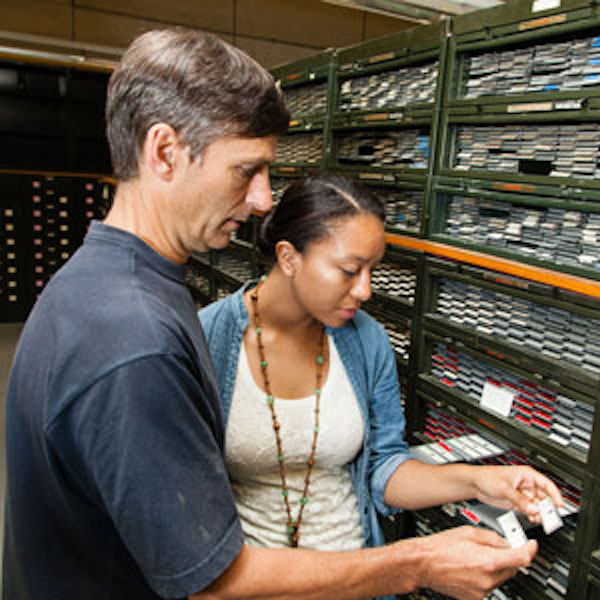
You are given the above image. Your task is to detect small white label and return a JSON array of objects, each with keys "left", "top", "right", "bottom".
[
  {"left": 480, "top": 381, "right": 516, "bottom": 418},
  {"left": 532, "top": 0, "right": 560, "bottom": 12},
  {"left": 497, "top": 511, "right": 528, "bottom": 548},
  {"left": 538, "top": 497, "right": 563, "bottom": 534},
  {"left": 559, "top": 501, "right": 579, "bottom": 517},
  {"left": 555, "top": 99, "right": 583, "bottom": 110}
]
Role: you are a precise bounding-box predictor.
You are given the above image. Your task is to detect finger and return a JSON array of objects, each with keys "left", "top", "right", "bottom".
[
  {"left": 496, "top": 481, "right": 535, "bottom": 516},
  {"left": 467, "top": 526, "right": 511, "bottom": 549},
  {"left": 518, "top": 469, "right": 564, "bottom": 508},
  {"left": 488, "top": 566, "right": 519, "bottom": 589},
  {"left": 535, "top": 477, "right": 564, "bottom": 508},
  {"left": 523, "top": 539, "right": 538, "bottom": 562},
  {"left": 493, "top": 540, "right": 538, "bottom": 571},
  {"left": 510, "top": 476, "right": 552, "bottom": 517}
]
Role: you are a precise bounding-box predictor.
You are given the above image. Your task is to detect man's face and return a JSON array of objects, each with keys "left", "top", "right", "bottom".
[{"left": 176, "top": 134, "right": 277, "bottom": 253}]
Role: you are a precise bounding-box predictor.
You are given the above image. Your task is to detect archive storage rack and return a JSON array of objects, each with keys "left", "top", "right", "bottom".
[
  {"left": 268, "top": 51, "right": 338, "bottom": 285},
  {"left": 404, "top": 251, "right": 600, "bottom": 599},
  {"left": 270, "top": 50, "right": 336, "bottom": 194},
  {"left": 365, "top": 244, "right": 424, "bottom": 405},
  {"left": 0, "top": 49, "right": 116, "bottom": 322},
  {"left": 0, "top": 172, "right": 114, "bottom": 322},
  {"left": 186, "top": 239, "right": 260, "bottom": 309},
  {"left": 430, "top": 0, "right": 600, "bottom": 281},
  {"left": 400, "top": 2, "right": 600, "bottom": 597},
  {"left": 178, "top": 8, "right": 600, "bottom": 597},
  {"left": 587, "top": 548, "right": 600, "bottom": 598},
  {"left": 331, "top": 22, "right": 448, "bottom": 237}
]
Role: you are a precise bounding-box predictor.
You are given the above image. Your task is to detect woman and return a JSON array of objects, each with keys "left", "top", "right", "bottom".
[{"left": 199, "top": 173, "right": 562, "bottom": 563}]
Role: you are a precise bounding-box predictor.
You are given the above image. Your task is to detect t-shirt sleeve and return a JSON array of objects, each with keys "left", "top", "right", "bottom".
[{"left": 46, "top": 353, "right": 243, "bottom": 598}]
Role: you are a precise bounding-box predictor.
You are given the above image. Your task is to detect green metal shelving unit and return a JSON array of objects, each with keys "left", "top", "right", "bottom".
[
  {"left": 270, "top": 49, "right": 337, "bottom": 170},
  {"left": 431, "top": 0, "right": 600, "bottom": 281},
  {"left": 329, "top": 22, "right": 449, "bottom": 238},
  {"left": 182, "top": 5, "right": 600, "bottom": 597},
  {"left": 413, "top": 252, "right": 600, "bottom": 599},
  {"left": 586, "top": 548, "right": 600, "bottom": 598}
]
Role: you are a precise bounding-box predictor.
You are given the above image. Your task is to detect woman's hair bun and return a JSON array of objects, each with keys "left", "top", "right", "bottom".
[
  {"left": 257, "top": 209, "right": 276, "bottom": 257},
  {"left": 257, "top": 172, "right": 384, "bottom": 260}
]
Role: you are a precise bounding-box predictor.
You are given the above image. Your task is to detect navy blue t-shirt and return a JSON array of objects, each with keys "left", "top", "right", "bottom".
[{"left": 3, "top": 222, "right": 243, "bottom": 599}]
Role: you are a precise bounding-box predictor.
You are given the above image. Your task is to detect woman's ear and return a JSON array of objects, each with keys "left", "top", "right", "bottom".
[{"left": 275, "top": 240, "right": 300, "bottom": 277}]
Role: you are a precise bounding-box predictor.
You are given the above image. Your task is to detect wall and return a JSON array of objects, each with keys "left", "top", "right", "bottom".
[{"left": 1, "top": 0, "right": 414, "bottom": 67}]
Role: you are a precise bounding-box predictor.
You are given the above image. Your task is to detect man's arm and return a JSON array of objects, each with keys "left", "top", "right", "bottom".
[{"left": 192, "top": 527, "right": 537, "bottom": 600}]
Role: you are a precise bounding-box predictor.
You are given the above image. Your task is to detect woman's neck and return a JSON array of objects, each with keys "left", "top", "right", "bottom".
[{"left": 248, "top": 268, "right": 320, "bottom": 338}]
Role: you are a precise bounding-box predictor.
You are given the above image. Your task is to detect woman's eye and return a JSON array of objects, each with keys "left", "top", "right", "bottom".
[{"left": 341, "top": 268, "right": 358, "bottom": 277}]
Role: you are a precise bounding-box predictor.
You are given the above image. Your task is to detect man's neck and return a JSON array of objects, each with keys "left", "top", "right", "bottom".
[{"left": 104, "top": 181, "right": 188, "bottom": 264}]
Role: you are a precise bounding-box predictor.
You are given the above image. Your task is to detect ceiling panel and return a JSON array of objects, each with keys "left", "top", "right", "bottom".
[{"left": 322, "top": 0, "right": 504, "bottom": 23}]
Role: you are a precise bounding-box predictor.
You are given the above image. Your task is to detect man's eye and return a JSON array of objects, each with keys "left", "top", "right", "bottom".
[{"left": 239, "top": 166, "right": 258, "bottom": 178}]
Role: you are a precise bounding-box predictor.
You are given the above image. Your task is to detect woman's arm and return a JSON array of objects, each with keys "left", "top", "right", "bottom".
[
  {"left": 356, "top": 315, "right": 563, "bottom": 521},
  {"left": 384, "top": 459, "right": 563, "bottom": 520}
]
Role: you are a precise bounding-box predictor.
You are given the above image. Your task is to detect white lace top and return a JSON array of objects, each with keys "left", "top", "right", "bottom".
[{"left": 225, "top": 334, "right": 365, "bottom": 550}]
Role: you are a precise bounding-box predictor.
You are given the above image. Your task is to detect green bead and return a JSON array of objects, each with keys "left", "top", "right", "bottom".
[
  {"left": 256, "top": 326, "right": 262, "bottom": 334},
  {"left": 261, "top": 360, "right": 268, "bottom": 368},
  {"left": 300, "top": 496, "right": 308, "bottom": 506},
  {"left": 277, "top": 454, "right": 284, "bottom": 462},
  {"left": 314, "top": 426, "right": 320, "bottom": 433},
  {"left": 266, "top": 395, "right": 274, "bottom": 405},
  {"left": 281, "top": 490, "right": 289, "bottom": 497},
  {"left": 315, "top": 388, "right": 321, "bottom": 395},
  {"left": 316, "top": 355, "right": 324, "bottom": 365},
  {"left": 287, "top": 525, "right": 295, "bottom": 533},
  {"left": 260, "top": 274, "right": 267, "bottom": 282}
]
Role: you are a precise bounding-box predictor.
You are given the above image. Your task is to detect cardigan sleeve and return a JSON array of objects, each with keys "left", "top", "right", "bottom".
[
  {"left": 355, "top": 313, "right": 413, "bottom": 516},
  {"left": 198, "top": 287, "right": 250, "bottom": 422}
]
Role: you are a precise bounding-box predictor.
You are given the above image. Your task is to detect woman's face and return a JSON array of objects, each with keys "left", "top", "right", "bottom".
[{"left": 290, "top": 212, "right": 385, "bottom": 328}]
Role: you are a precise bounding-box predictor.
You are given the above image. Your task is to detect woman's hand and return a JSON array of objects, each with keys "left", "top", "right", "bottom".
[{"left": 473, "top": 465, "right": 564, "bottom": 522}]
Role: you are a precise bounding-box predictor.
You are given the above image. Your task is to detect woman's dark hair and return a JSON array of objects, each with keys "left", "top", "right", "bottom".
[{"left": 258, "top": 173, "right": 385, "bottom": 257}]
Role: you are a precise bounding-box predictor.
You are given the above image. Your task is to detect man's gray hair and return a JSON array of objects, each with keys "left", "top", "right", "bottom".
[{"left": 106, "top": 28, "right": 290, "bottom": 180}]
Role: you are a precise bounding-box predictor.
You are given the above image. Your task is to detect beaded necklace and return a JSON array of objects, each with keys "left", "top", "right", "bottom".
[{"left": 249, "top": 281, "right": 326, "bottom": 547}]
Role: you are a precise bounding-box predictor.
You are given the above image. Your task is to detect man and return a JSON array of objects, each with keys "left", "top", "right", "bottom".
[{"left": 4, "top": 28, "right": 537, "bottom": 600}]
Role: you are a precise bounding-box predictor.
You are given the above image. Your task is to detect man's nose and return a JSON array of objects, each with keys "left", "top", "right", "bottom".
[{"left": 245, "top": 167, "right": 272, "bottom": 213}]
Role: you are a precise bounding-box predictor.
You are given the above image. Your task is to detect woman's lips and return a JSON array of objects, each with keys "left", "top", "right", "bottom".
[{"left": 338, "top": 307, "right": 357, "bottom": 319}]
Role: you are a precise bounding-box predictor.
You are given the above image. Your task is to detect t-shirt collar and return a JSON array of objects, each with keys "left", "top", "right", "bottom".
[{"left": 85, "top": 220, "right": 185, "bottom": 282}]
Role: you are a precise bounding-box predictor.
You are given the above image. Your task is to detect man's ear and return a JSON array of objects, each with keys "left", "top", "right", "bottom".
[
  {"left": 141, "top": 123, "right": 182, "bottom": 180},
  {"left": 275, "top": 240, "right": 301, "bottom": 277}
]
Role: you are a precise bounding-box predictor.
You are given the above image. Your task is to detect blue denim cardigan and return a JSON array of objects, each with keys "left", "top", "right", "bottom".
[{"left": 199, "top": 283, "right": 411, "bottom": 593}]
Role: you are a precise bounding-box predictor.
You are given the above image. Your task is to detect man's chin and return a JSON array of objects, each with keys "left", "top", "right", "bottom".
[{"left": 203, "top": 233, "right": 231, "bottom": 251}]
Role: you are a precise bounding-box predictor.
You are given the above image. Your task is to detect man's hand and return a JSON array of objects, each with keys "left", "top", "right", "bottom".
[
  {"left": 473, "top": 465, "right": 563, "bottom": 523},
  {"left": 415, "top": 526, "right": 537, "bottom": 600}
]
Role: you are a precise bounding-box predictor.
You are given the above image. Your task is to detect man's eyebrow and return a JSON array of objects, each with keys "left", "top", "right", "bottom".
[
  {"left": 239, "top": 157, "right": 273, "bottom": 168},
  {"left": 238, "top": 161, "right": 270, "bottom": 177}
]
